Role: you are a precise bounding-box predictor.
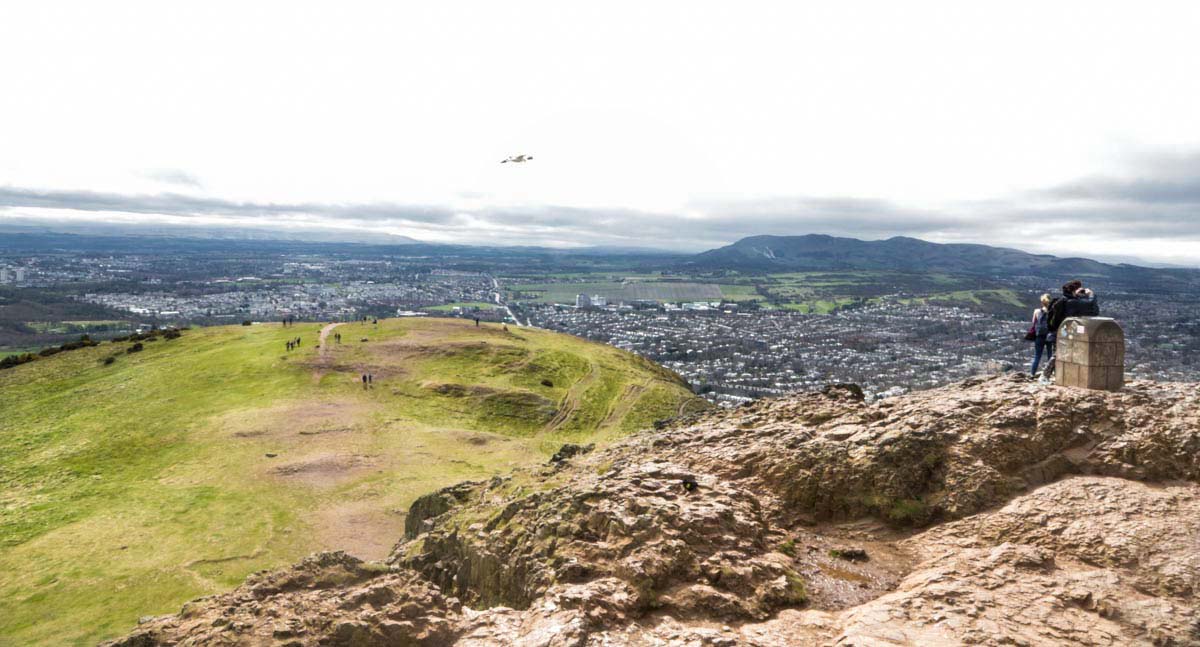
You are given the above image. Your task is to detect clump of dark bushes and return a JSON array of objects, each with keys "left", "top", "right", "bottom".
[
  {"left": 111, "top": 328, "right": 183, "bottom": 344},
  {"left": 0, "top": 353, "right": 36, "bottom": 370},
  {"left": 242, "top": 320, "right": 253, "bottom": 326},
  {"left": 59, "top": 335, "right": 99, "bottom": 351},
  {"left": 2, "top": 335, "right": 99, "bottom": 371},
  {"left": 1, "top": 327, "right": 187, "bottom": 371}
]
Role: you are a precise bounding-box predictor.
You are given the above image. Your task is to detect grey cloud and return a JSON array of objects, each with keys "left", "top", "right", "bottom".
[
  {"left": 141, "top": 169, "right": 203, "bottom": 188},
  {"left": 1041, "top": 149, "right": 1200, "bottom": 205},
  {"left": 0, "top": 186, "right": 460, "bottom": 227},
  {"left": 1044, "top": 176, "right": 1200, "bottom": 204},
  {"left": 3, "top": 147, "right": 1200, "bottom": 256}
]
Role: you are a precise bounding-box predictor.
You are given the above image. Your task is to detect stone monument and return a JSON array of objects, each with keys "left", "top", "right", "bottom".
[{"left": 1055, "top": 317, "right": 1124, "bottom": 391}]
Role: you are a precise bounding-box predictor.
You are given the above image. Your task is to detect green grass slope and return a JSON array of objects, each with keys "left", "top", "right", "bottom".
[{"left": 0, "top": 318, "right": 704, "bottom": 646}]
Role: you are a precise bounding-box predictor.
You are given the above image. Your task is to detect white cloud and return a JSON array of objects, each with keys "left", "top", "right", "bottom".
[{"left": 1, "top": 1, "right": 1199, "bottom": 263}]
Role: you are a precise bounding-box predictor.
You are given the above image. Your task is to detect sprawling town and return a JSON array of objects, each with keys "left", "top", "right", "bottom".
[
  {"left": 521, "top": 297, "right": 1196, "bottom": 403},
  {"left": 3, "top": 243, "right": 1198, "bottom": 404}
]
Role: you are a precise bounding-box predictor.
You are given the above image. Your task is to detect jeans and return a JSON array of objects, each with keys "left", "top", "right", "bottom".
[
  {"left": 1041, "top": 333, "right": 1057, "bottom": 378},
  {"left": 1031, "top": 335, "right": 1048, "bottom": 375}
]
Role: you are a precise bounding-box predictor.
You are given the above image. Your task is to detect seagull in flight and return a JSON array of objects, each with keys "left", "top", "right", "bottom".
[{"left": 501, "top": 154, "right": 533, "bottom": 164}]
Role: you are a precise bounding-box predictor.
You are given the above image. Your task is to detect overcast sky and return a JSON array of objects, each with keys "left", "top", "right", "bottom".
[{"left": 2, "top": 2, "right": 1199, "bottom": 264}]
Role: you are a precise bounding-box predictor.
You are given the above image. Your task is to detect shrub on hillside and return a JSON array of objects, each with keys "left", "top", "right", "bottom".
[
  {"left": 59, "top": 335, "right": 99, "bottom": 352},
  {"left": 38, "top": 347, "right": 61, "bottom": 357},
  {"left": 0, "top": 353, "right": 37, "bottom": 370},
  {"left": 103, "top": 356, "right": 116, "bottom": 365},
  {"left": 127, "top": 342, "right": 144, "bottom": 354},
  {"left": 242, "top": 320, "right": 253, "bottom": 326},
  {"left": 163, "top": 329, "right": 181, "bottom": 340}
]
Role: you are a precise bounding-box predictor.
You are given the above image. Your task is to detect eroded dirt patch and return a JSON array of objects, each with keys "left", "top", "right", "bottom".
[
  {"left": 313, "top": 501, "right": 406, "bottom": 560},
  {"left": 217, "top": 400, "right": 376, "bottom": 441},
  {"left": 270, "top": 452, "right": 380, "bottom": 488}
]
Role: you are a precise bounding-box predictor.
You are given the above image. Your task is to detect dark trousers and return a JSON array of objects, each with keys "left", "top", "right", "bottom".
[
  {"left": 1031, "top": 335, "right": 1048, "bottom": 375},
  {"left": 1041, "top": 334, "right": 1057, "bottom": 378}
]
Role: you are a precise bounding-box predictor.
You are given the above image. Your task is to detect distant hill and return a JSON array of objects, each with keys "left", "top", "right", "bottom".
[
  {"left": 689, "top": 234, "right": 1126, "bottom": 277},
  {"left": 0, "top": 318, "right": 704, "bottom": 645}
]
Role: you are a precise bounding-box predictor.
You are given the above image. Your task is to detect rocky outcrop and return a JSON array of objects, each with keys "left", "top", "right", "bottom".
[
  {"left": 109, "top": 552, "right": 459, "bottom": 647},
  {"left": 108, "top": 374, "right": 1200, "bottom": 646}
]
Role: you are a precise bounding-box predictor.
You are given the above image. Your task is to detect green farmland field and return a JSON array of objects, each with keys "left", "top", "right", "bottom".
[{"left": 510, "top": 280, "right": 760, "bottom": 304}]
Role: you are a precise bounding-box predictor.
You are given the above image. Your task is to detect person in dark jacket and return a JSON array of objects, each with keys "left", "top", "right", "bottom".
[
  {"left": 1040, "top": 280, "right": 1083, "bottom": 382},
  {"left": 1045, "top": 279, "right": 1083, "bottom": 334},
  {"left": 1064, "top": 287, "right": 1099, "bottom": 318}
]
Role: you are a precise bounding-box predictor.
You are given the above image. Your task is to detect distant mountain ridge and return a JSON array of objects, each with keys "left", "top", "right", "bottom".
[{"left": 688, "top": 234, "right": 1169, "bottom": 278}]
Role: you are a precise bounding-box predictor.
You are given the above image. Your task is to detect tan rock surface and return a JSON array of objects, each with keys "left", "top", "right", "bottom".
[{"left": 107, "top": 375, "right": 1200, "bottom": 646}]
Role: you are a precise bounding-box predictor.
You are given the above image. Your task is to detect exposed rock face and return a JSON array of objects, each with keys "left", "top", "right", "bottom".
[{"left": 107, "top": 375, "right": 1200, "bottom": 646}]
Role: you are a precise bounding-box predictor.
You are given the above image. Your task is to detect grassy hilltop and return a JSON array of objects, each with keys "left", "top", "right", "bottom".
[{"left": 0, "top": 318, "right": 703, "bottom": 646}]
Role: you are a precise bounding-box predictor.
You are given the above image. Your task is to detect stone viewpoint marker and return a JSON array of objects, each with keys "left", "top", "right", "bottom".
[{"left": 1056, "top": 316, "right": 1125, "bottom": 391}]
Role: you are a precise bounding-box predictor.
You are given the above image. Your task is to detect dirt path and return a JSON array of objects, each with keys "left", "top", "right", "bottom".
[
  {"left": 545, "top": 360, "right": 598, "bottom": 432},
  {"left": 311, "top": 322, "right": 343, "bottom": 382},
  {"left": 600, "top": 382, "right": 647, "bottom": 429},
  {"left": 318, "top": 322, "right": 342, "bottom": 355}
]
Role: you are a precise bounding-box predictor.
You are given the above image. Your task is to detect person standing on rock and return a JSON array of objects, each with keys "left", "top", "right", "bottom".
[
  {"left": 1030, "top": 293, "right": 1052, "bottom": 376},
  {"left": 1041, "top": 279, "right": 1083, "bottom": 382}
]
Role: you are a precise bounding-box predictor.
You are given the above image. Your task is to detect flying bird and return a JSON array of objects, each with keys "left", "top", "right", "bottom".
[{"left": 501, "top": 154, "right": 533, "bottom": 164}]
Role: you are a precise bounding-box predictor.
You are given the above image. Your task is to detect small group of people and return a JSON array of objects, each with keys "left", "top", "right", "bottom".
[
  {"left": 333, "top": 332, "right": 342, "bottom": 344},
  {"left": 361, "top": 373, "right": 374, "bottom": 389},
  {"left": 1027, "top": 279, "right": 1099, "bottom": 382},
  {"left": 281, "top": 317, "right": 296, "bottom": 327},
  {"left": 285, "top": 336, "right": 302, "bottom": 352}
]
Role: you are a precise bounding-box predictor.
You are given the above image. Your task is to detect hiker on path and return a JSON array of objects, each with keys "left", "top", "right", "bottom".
[
  {"left": 367, "top": 373, "right": 373, "bottom": 387},
  {"left": 475, "top": 317, "right": 480, "bottom": 327},
  {"left": 362, "top": 374, "right": 367, "bottom": 389}
]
